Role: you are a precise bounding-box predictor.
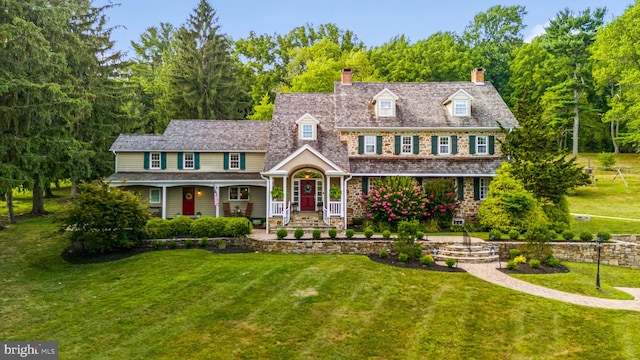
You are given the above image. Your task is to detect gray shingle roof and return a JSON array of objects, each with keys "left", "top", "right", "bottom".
[
  {"left": 106, "top": 172, "right": 263, "bottom": 182},
  {"left": 263, "top": 93, "right": 350, "bottom": 171},
  {"left": 334, "top": 81, "right": 518, "bottom": 129},
  {"left": 110, "top": 120, "right": 270, "bottom": 152},
  {"left": 349, "top": 157, "right": 504, "bottom": 176}
]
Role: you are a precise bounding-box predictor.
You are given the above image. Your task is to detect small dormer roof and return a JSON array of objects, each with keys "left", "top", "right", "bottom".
[
  {"left": 295, "top": 113, "right": 319, "bottom": 124},
  {"left": 442, "top": 89, "right": 474, "bottom": 105},
  {"left": 373, "top": 88, "right": 399, "bottom": 101}
]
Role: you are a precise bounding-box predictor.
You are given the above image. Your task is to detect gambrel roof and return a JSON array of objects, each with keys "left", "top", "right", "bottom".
[{"left": 334, "top": 81, "right": 518, "bottom": 129}]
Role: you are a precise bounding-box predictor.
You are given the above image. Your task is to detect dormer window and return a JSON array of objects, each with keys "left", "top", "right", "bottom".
[
  {"left": 373, "top": 88, "right": 399, "bottom": 118},
  {"left": 296, "top": 113, "right": 319, "bottom": 140},
  {"left": 443, "top": 89, "right": 473, "bottom": 117},
  {"left": 454, "top": 100, "right": 468, "bottom": 116}
]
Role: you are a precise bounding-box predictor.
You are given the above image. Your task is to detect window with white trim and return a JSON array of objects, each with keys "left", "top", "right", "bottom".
[
  {"left": 454, "top": 99, "right": 468, "bottom": 116},
  {"left": 149, "top": 189, "right": 161, "bottom": 204},
  {"left": 293, "top": 181, "right": 299, "bottom": 204},
  {"left": 364, "top": 136, "right": 376, "bottom": 154},
  {"left": 476, "top": 136, "right": 488, "bottom": 155},
  {"left": 479, "top": 178, "right": 490, "bottom": 200},
  {"left": 150, "top": 152, "right": 161, "bottom": 169},
  {"left": 378, "top": 99, "right": 394, "bottom": 117},
  {"left": 183, "top": 153, "right": 194, "bottom": 169},
  {"left": 229, "top": 186, "right": 249, "bottom": 201},
  {"left": 439, "top": 136, "right": 450, "bottom": 155},
  {"left": 301, "top": 124, "right": 313, "bottom": 139},
  {"left": 229, "top": 153, "right": 240, "bottom": 170},
  {"left": 401, "top": 136, "right": 413, "bottom": 154}
]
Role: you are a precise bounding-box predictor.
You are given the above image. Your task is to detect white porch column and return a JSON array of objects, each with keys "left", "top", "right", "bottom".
[
  {"left": 214, "top": 184, "right": 219, "bottom": 218},
  {"left": 161, "top": 186, "right": 167, "bottom": 219},
  {"left": 283, "top": 175, "right": 288, "bottom": 208}
]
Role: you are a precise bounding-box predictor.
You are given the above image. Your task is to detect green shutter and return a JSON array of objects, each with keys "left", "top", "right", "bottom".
[
  {"left": 358, "top": 136, "right": 364, "bottom": 154},
  {"left": 469, "top": 136, "right": 476, "bottom": 155},
  {"left": 223, "top": 153, "right": 229, "bottom": 170},
  {"left": 195, "top": 153, "right": 200, "bottom": 169},
  {"left": 177, "top": 152, "right": 183, "bottom": 169},
  {"left": 394, "top": 135, "right": 401, "bottom": 154},
  {"left": 489, "top": 135, "right": 495, "bottom": 155},
  {"left": 240, "top": 153, "right": 246, "bottom": 170},
  {"left": 457, "top": 177, "right": 464, "bottom": 200},
  {"left": 362, "top": 177, "right": 369, "bottom": 195},
  {"left": 144, "top": 152, "right": 150, "bottom": 169},
  {"left": 473, "top": 178, "right": 480, "bottom": 200},
  {"left": 376, "top": 136, "right": 383, "bottom": 155},
  {"left": 431, "top": 136, "right": 438, "bottom": 154},
  {"left": 160, "top": 153, "right": 166, "bottom": 169},
  {"left": 413, "top": 135, "right": 420, "bottom": 154},
  {"left": 451, "top": 136, "right": 458, "bottom": 154}
]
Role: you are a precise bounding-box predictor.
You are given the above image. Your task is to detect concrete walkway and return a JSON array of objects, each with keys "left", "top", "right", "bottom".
[{"left": 459, "top": 262, "right": 640, "bottom": 311}]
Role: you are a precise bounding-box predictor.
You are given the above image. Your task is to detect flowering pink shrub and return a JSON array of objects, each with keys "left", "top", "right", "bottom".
[{"left": 360, "top": 177, "right": 460, "bottom": 227}]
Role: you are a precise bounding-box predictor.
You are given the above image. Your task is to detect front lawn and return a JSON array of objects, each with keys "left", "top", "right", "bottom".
[
  {"left": 3, "top": 218, "right": 640, "bottom": 358},
  {"left": 511, "top": 262, "right": 640, "bottom": 300}
]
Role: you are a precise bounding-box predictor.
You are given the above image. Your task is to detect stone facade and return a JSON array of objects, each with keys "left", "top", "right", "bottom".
[{"left": 340, "top": 131, "right": 504, "bottom": 157}]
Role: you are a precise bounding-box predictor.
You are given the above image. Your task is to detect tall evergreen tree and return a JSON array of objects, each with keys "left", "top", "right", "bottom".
[{"left": 159, "top": 0, "right": 249, "bottom": 120}]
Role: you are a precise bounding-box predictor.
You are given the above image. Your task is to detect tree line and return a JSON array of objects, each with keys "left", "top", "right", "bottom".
[{"left": 2, "top": 0, "right": 639, "bottom": 222}]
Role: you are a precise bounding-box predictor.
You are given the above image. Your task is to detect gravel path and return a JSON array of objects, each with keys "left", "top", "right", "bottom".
[{"left": 459, "top": 262, "right": 640, "bottom": 311}]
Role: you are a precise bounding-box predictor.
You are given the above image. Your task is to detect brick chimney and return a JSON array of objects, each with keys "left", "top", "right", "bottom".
[
  {"left": 471, "top": 67, "right": 485, "bottom": 85},
  {"left": 341, "top": 68, "right": 353, "bottom": 85}
]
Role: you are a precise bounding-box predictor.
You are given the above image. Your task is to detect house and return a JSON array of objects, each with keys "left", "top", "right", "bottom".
[{"left": 107, "top": 68, "right": 518, "bottom": 232}]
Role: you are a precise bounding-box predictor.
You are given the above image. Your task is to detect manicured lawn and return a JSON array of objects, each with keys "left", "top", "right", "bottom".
[
  {"left": 4, "top": 218, "right": 640, "bottom": 359},
  {"left": 569, "top": 153, "right": 640, "bottom": 234},
  {"left": 512, "top": 262, "right": 640, "bottom": 300}
]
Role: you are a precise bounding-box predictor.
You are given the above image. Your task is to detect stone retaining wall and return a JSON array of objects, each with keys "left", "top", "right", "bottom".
[{"left": 493, "top": 241, "right": 640, "bottom": 269}]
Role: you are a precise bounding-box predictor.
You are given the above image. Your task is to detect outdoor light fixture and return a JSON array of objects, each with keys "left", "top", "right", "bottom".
[
  {"left": 595, "top": 236, "right": 604, "bottom": 289},
  {"left": 197, "top": 190, "right": 202, "bottom": 196},
  {"left": 304, "top": 173, "right": 310, "bottom": 179}
]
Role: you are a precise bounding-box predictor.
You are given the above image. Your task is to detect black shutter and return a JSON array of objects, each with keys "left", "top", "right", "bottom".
[
  {"left": 358, "top": 136, "right": 364, "bottom": 154},
  {"left": 394, "top": 135, "right": 401, "bottom": 154},
  {"left": 451, "top": 136, "right": 458, "bottom": 154},
  {"left": 457, "top": 177, "right": 464, "bottom": 200},
  {"left": 469, "top": 136, "right": 476, "bottom": 155},
  {"left": 489, "top": 135, "right": 495, "bottom": 155},
  {"left": 376, "top": 136, "right": 383, "bottom": 155},
  {"left": 362, "top": 177, "right": 369, "bottom": 195},
  {"left": 413, "top": 135, "right": 420, "bottom": 154},
  {"left": 473, "top": 178, "right": 480, "bottom": 201},
  {"left": 431, "top": 136, "right": 438, "bottom": 154}
]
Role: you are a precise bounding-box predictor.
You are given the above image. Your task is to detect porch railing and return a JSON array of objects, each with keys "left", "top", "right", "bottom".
[
  {"left": 328, "top": 201, "right": 342, "bottom": 217},
  {"left": 322, "top": 206, "right": 330, "bottom": 226},
  {"left": 271, "top": 201, "right": 284, "bottom": 216},
  {"left": 283, "top": 202, "right": 291, "bottom": 226}
]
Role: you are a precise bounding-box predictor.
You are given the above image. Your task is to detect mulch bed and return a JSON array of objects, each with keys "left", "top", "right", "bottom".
[
  {"left": 367, "top": 254, "right": 466, "bottom": 272},
  {"left": 61, "top": 244, "right": 253, "bottom": 265},
  {"left": 498, "top": 262, "right": 569, "bottom": 275}
]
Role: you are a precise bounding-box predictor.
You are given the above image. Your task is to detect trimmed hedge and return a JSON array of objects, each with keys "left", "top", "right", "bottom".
[{"left": 145, "top": 216, "right": 251, "bottom": 239}]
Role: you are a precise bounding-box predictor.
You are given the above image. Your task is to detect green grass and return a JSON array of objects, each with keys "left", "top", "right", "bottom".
[
  {"left": 512, "top": 262, "right": 640, "bottom": 300},
  {"left": 568, "top": 153, "right": 640, "bottom": 234},
  {"left": 4, "top": 217, "right": 640, "bottom": 358}
]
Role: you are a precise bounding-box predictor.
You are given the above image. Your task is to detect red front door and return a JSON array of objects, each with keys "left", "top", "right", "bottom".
[
  {"left": 182, "top": 187, "right": 195, "bottom": 216},
  {"left": 299, "top": 180, "right": 316, "bottom": 211}
]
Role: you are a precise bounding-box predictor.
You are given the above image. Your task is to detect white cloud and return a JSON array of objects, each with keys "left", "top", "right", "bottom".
[{"left": 524, "top": 22, "right": 549, "bottom": 43}]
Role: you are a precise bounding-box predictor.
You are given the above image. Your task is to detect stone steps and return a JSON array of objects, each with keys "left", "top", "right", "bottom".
[
  {"left": 276, "top": 212, "right": 334, "bottom": 232},
  {"left": 432, "top": 244, "right": 499, "bottom": 264}
]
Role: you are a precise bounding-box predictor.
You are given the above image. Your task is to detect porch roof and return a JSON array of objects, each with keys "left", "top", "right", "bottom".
[
  {"left": 105, "top": 172, "right": 263, "bottom": 182},
  {"left": 348, "top": 157, "right": 504, "bottom": 176}
]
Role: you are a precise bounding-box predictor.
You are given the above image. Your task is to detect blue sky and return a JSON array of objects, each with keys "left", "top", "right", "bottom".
[{"left": 105, "top": 0, "right": 633, "bottom": 56}]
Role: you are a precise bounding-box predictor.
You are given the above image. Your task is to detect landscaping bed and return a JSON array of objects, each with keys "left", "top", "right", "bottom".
[
  {"left": 367, "top": 253, "right": 466, "bottom": 272},
  {"left": 498, "top": 262, "right": 569, "bottom": 275}
]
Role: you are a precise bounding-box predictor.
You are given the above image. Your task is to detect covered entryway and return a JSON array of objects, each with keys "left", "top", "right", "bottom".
[{"left": 299, "top": 179, "right": 316, "bottom": 211}]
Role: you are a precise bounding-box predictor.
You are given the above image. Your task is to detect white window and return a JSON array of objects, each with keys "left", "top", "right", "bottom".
[
  {"left": 229, "top": 153, "right": 240, "bottom": 170},
  {"left": 150, "top": 152, "right": 161, "bottom": 169},
  {"left": 476, "top": 136, "right": 488, "bottom": 155},
  {"left": 316, "top": 180, "right": 323, "bottom": 205},
  {"left": 183, "top": 153, "right": 194, "bottom": 169},
  {"left": 149, "top": 189, "right": 161, "bottom": 204},
  {"left": 293, "top": 181, "right": 299, "bottom": 204},
  {"left": 401, "top": 136, "right": 413, "bottom": 154},
  {"left": 439, "top": 136, "right": 450, "bottom": 155},
  {"left": 365, "top": 136, "right": 376, "bottom": 154},
  {"left": 229, "top": 186, "right": 249, "bottom": 201},
  {"left": 479, "top": 178, "right": 490, "bottom": 200},
  {"left": 301, "top": 124, "right": 314, "bottom": 139},
  {"left": 378, "top": 99, "right": 394, "bottom": 117},
  {"left": 454, "top": 100, "right": 468, "bottom": 116}
]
